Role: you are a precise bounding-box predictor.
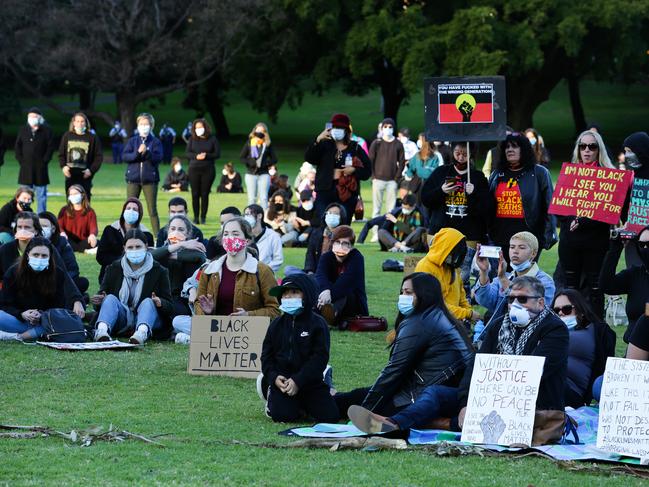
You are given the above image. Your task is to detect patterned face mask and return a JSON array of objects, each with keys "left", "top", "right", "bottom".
[{"left": 222, "top": 236, "right": 247, "bottom": 254}]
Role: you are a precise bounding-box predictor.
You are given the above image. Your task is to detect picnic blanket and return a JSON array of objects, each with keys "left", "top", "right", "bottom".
[{"left": 286, "top": 406, "right": 644, "bottom": 465}]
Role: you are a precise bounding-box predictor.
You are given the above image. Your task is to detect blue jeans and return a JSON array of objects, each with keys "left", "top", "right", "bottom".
[
  {"left": 390, "top": 385, "right": 459, "bottom": 430},
  {"left": 97, "top": 294, "right": 161, "bottom": 337},
  {"left": 0, "top": 310, "right": 45, "bottom": 339},
  {"left": 245, "top": 173, "right": 271, "bottom": 210},
  {"left": 29, "top": 185, "right": 47, "bottom": 213},
  {"left": 172, "top": 315, "right": 191, "bottom": 335}
]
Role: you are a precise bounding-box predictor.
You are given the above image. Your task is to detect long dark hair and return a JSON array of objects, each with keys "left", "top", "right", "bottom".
[
  {"left": 552, "top": 288, "right": 602, "bottom": 329},
  {"left": 495, "top": 132, "right": 536, "bottom": 172},
  {"left": 64, "top": 184, "right": 92, "bottom": 216},
  {"left": 119, "top": 197, "right": 144, "bottom": 230},
  {"left": 38, "top": 211, "right": 61, "bottom": 245},
  {"left": 16, "top": 237, "right": 56, "bottom": 298},
  {"left": 266, "top": 190, "right": 290, "bottom": 220}
]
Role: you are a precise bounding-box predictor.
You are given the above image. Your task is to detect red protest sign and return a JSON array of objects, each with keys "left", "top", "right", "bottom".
[{"left": 549, "top": 163, "right": 632, "bottom": 224}]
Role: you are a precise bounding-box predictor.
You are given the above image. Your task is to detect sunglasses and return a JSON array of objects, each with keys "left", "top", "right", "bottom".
[
  {"left": 507, "top": 295, "right": 541, "bottom": 304},
  {"left": 579, "top": 143, "right": 599, "bottom": 151},
  {"left": 553, "top": 305, "right": 574, "bottom": 315},
  {"left": 638, "top": 241, "right": 649, "bottom": 250}
]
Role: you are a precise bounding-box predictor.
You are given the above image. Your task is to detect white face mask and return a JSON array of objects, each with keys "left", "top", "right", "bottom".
[
  {"left": 195, "top": 127, "right": 205, "bottom": 137},
  {"left": 28, "top": 116, "right": 40, "bottom": 127},
  {"left": 331, "top": 128, "right": 345, "bottom": 141},
  {"left": 137, "top": 125, "right": 151, "bottom": 137},
  {"left": 68, "top": 193, "right": 83, "bottom": 205},
  {"left": 244, "top": 215, "right": 257, "bottom": 228},
  {"left": 382, "top": 127, "right": 394, "bottom": 138},
  {"left": 561, "top": 315, "right": 578, "bottom": 330},
  {"left": 41, "top": 226, "right": 53, "bottom": 239},
  {"left": 509, "top": 301, "right": 534, "bottom": 327},
  {"left": 302, "top": 201, "right": 314, "bottom": 211},
  {"left": 268, "top": 168, "right": 277, "bottom": 176},
  {"left": 416, "top": 140, "right": 423, "bottom": 149},
  {"left": 74, "top": 126, "right": 86, "bottom": 135},
  {"left": 398, "top": 136, "right": 408, "bottom": 144}
]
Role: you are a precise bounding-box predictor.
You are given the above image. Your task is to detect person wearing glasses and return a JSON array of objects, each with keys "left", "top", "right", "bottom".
[
  {"left": 557, "top": 130, "right": 622, "bottom": 319},
  {"left": 488, "top": 132, "right": 557, "bottom": 264},
  {"left": 315, "top": 225, "right": 368, "bottom": 327},
  {"left": 551, "top": 289, "right": 616, "bottom": 408}
]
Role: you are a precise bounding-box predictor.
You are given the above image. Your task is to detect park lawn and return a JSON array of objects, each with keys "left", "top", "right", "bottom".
[{"left": 0, "top": 157, "right": 638, "bottom": 486}]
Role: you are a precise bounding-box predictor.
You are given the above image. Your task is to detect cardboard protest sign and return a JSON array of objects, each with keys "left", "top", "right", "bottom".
[
  {"left": 461, "top": 354, "right": 544, "bottom": 447},
  {"left": 597, "top": 357, "right": 649, "bottom": 459},
  {"left": 627, "top": 177, "right": 649, "bottom": 233},
  {"left": 403, "top": 255, "right": 422, "bottom": 275},
  {"left": 188, "top": 315, "right": 270, "bottom": 378},
  {"left": 424, "top": 76, "right": 507, "bottom": 142},
  {"left": 549, "top": 163, "right": 633, "bottom": 224}
]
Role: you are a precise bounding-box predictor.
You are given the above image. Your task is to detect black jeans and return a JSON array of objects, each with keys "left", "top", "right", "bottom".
[
  {"left": 188, "top": 165, "right": 215, "bottom": 221},
  {"left": 334, "top": 386, "right": 403, "bottom": 419},
  {"left": 126, "top": 183, "right": 160, "bottom": 234},
  {"left": 267, "top": 382, "right": 339, "bottom": 423}
]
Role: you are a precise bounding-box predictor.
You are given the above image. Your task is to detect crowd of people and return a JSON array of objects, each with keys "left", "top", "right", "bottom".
[{"left": 1, "top": 108, "right": 648, "bottom": 441}]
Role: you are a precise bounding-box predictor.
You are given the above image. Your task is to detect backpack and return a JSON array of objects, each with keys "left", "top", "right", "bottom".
[{"left": 40, "top": 309, "right": 87, "bottom": 343}]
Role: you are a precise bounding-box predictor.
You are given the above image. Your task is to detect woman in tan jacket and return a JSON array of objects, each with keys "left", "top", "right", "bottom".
[{"left": 195, "top": 217, "right": 280, "bottom": 318}]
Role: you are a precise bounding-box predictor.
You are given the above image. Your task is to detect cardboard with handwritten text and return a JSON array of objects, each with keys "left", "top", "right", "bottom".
[
  {"left": 627, "top": 177, "right": 649, "bottom": 233},
  {"left": 597, "top": 357, "right": 649, "bottom": 459},
  {"left": 461, "top": 354, "right": 545, "bottom": 447},
  {"left": 188, "top": 315, "right": 270, "bottom": 378},
  {"left": 549, "top": 163, "right": 632, "bottom": 224}
]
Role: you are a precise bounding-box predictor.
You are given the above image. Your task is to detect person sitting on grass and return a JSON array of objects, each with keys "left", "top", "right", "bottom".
[
  {"left": 377, "top": 193, "right": 427, "bottom": 253},
  {"left": 259, "top": 272, "right": 339, "bottom": 423},
  {"left": 57, "top": 184, "right": 98, "bottom": 253},
  {"left": 303, "top": 202, "right": 345, "bottom": 274},
  {"left": 156, "top": 196, "right": 204, "bottom": 247},
  {"left": 216, "top": 162, "right": 243, "bottom": 193},
  {"left": 0, "top": 187, "right": 35, "bottom": 244},
  {"left": 336, "top": 273, "right": 474, "bottom": 422},
  {"left": 92, "top": 229, "right": 173, "bottom": 345},
  {"left": 161, "top": 157, "right": 189, "bottom": 192},
  {"left": 315, "top": 225, "right": 368, "bottom": 327},
  {"left": 0, "top": 238, "right": 85, "bottom": 341},
  {"left": 282, "top": 189, "right": 318, "bottom": 247}
]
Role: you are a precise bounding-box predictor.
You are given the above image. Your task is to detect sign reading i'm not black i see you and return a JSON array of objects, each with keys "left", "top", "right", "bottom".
[{"left": 188, "top": 315, "right": 270, "bottom": 378}]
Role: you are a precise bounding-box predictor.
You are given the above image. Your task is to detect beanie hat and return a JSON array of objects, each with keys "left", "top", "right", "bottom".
[
  {"left": 623, "top": 132, "right": 649, "bottom": 166},
  {"left": 381, "top": 118, "right": 395, "bottom": 127},
  {"left": 331, "top": 113, "right": 351, "bottom": 130},
  {"left": 510, "top": 231, "right": 538, "bottom": 255},
  {"left": 331, "top": 224, "right": 355, "bottom": 244}
]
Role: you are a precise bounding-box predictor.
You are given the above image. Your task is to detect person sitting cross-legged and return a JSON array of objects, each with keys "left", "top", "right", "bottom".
[{"left": 377, "top": 193, "right": 428, "bottom": 253}]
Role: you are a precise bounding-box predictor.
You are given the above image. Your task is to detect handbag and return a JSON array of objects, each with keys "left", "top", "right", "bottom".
[
  {"left": 382, "top": 259, "right": 404, "bottom": 272},
  {"left": 354, "top": 196, "right": 364, "bottom": 221},
  {"left": 531, "top": 410, "right": 567, "bottom": 446},
  {"left": 342, "top": 316, "right": 388, "bottom": 332},
  {"left": 40, "top": 308, "right": 87, "bottom": 343}
]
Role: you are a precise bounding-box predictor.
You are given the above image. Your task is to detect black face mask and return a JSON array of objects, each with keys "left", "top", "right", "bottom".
[
  {"left": 254, "top": 132, "right": 265, "bottom": 139},
  {"left": 447, "top": 240, "right": 468, "bottom": 268},
  {"left": 274, "top": 203, "right": 283, "bottom": 212},
  {"left": 18, "top": 201, "right": 32, "bottom": 211},
  {"left": 625, "top": 152, "right": 642, "bottom": 170}
]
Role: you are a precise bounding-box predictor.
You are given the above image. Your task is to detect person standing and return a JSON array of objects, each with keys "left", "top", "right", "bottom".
[
  {"left": 185, "top": 118, "right": 220, "bottom": 225},
  {"left": 369, "top": 118, "right": 405, "bottom": 241},
  {"left": 159, "top": 123, "right": 177, "bottom": 164},
  {"left": 14, "top": 107, "right": 56, "bottom": 213},
  {"left": 109, "top": 121, "right": 127, "bottom": 164},
  {"left": 59, "top": 112, "right": 103, "bottom": 200},
  {"left": 241, "top": 123, "right": 276, "bottom": 210},
  {"left": 122, "top": 113, "right": 163, "bottom": 234}
]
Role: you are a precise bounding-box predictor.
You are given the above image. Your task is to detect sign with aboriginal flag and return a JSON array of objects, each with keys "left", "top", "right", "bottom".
[
  {"left": 424, "top": 76, "right": 507, "bottom": 142},
  {"left": 548, "top": 163, "right": 633, "bottom": 224}
]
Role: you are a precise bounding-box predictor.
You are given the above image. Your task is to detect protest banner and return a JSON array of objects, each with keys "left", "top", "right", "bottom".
[
  {"left": 549, "top": 163, "right": 633, "bottom": 224},
  {"left": 188, "top": 315, "right": 270, "bottom": 378},
  {"left": 461, "top": 354, "right": 544, "bottom": 447},
  {"left": 597, "top": 357, "right": 649, "bottom": 459},
  {"left": 627, "top": 177, "right": 649, "bottom": 233},
  {"left": 424, "top": 76, "right": 507, "bottom": 142}
]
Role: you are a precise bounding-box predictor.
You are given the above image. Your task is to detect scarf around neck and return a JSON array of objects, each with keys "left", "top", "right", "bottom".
[{"left": 497, "top": 306, "right": 550, "bottom": 355}]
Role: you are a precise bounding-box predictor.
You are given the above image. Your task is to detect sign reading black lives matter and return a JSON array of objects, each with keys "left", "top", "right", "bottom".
[
  {"left": 424, "top": 76, "right": 507, "bottom": 142},
  {"left": 188, "top": 315, "right": 270, "bottom": 378}
]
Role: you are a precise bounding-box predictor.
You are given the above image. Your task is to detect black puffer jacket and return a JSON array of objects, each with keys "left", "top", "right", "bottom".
[
  {"left": 362, "top": 307, "right": 474, "bottom": 411},
  {"left": 261, "top": 273, "right": 330, "bottom": 390}
]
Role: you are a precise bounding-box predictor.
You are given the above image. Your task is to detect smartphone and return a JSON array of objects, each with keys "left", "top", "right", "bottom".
[
  {"left": 478, "top": 245, "right": 501, "bottom": 259},
  {"left": 444, "top": 176, "right": 459, "bottom": 185},
  {"left": 325, "top": 122, "right": 332, "bottom": 130}
]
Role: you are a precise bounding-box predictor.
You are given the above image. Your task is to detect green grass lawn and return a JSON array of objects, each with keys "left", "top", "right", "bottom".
[{"left": 0, "top": 155, "right": 639, "bottom": 485}]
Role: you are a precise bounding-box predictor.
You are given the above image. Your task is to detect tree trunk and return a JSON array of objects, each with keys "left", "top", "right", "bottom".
[
  {"left": 567, "top": 74, "right": 586, "bottom": 135},
  {"left": 203, "top": 74, "right": 230, "bottom": 138},
  {"left": 378, "top": 61, "right": 406, "bottom": 125},
  {"left": 79, "top": 88, "right": 93, "bottom": 111},
  {"left": 116, "top": 90, "right": 137, "bottom": 135},
  {"left": 506, "top": 70, "right": 564, "bottom": 132}
]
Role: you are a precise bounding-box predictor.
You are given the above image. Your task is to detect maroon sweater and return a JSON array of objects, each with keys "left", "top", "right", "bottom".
[{"left": 58, "top": 207, "right": 98, "bottom": 242}]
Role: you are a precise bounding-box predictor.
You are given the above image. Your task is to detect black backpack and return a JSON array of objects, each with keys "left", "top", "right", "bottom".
[{"left": 40, "top": 309, "right": 87, "bottom": 343}]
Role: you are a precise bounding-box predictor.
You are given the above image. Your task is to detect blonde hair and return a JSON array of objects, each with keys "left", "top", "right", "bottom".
[
  {"left": 571, "top": 130, "right": 614, "bottom": 168},
  {"left": 136, "top": 113, "right": 155, "bottom": 129},
  {"left": 249, "top": 122, "right": 271, "bottom": 146},
  {"left": 68, "top": 112, "right": 91, "bottom": 132}
]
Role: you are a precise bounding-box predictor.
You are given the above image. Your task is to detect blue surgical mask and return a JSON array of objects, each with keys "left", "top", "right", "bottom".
[
  {"left": 331, "top": 128, "right": 345, "bottom": 141},
  {"left": 280, "top": 297, "right": 303, "bottom": 315},
  {"left": 244, "top": 215, "right": 257, "bottom": 228},
  {"left": 28, "top": 256, "right": 49, "bottom": 272},
  {"left": 126, "top": 249, "right": 147, "bottom": 265},
  {"left": 510, "top": 260, "right": 533, "bottom": 273},
  {"left": 325, "top": 213, "right": 340, "bottom": 228},
  {"left": 68, "top": 194, "right": 83, "bottom": 205},
  {"left": 561, "top": 315, "right": 578, "bottom": 330},
  {"left": 41, "top": 227, "right": 53, "bottom": 240},
  {"left": 123, "top": 209, "right": 139, "bottom": 225},
  {"left": 397, "top": 294, "right": 415, "bottom": 316}
]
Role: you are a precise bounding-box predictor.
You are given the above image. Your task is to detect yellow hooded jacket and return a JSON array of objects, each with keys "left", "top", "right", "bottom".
[{"left": 414, "top": 227, "right": 473, "bottom": 320}]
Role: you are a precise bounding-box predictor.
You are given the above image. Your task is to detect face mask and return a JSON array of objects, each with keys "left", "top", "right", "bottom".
[
  {"left": 528, "top": 137, "right": 537, "bottom": 146},
  {"left": 401, "top": 207, "right": 412, "bottom": 215},
  {"left": 269, "top": 168, "right": 277, "bottom": 176},
  {"left": 397, "top": 294, "right": 415, "bottom": 316},
  {"left": 510, "top": 260, "right": 533, "bottom": 273},
  {"left": 137, "top": 125, "right": 151, "bottom": 137},
  {"left": 331, "top": 128, "right": 345, "bottom": 141},
  {"left": 382, "top": 127, "right": 394, "bottom": 138},
  {"left": 254, "top": 131, "right": 265, "bottom": 139},
  {"left": 174, "top": 165, "right": 182, "bottom": 173},
  {"left": 15, "top": 229, "right": 35, "bottom": 241},
  {"left": 416, "top": 140, "right": 423, "bottom": 149},
  {"left": 222, "top": 169, "right": 228, "bottom": 176},
  {"left": 18, "top": 201, "right": 32, "bottom": 211},
  {"left": 123, "top": 209, "right": 139, "bottom": 225},
  {"left": 126, "top": 249, "right": 147, "bottom": 265},
  {"left": 325, "top": 213, "right": 340, "bottom": 228},
  {"left": 445, "top": 241, "right": 467, "bottom": 268},
  {"left": 68, "top": 194, "right": 83, "bottom": 205},
  {"left": 115, "top": 123, "right": 120, "bottom": 128},
  {"left": 509, "top": 301, "right": 532, "bottom": 327},
  {"left": 195, "top": 127, "right": 205, "bottom": 137},
  {"left": 167, "top": 231, "right": 186, "bottom": 244},
  {"left": 302, "top": 201, "right": 314, "bottom": 211},
  {"left": 28, "top": 256, "right": 49, "bottom": 272},
  {"left": 222, "top": 236, "right": 247, "bottom": 254},
  {"left": 274, "top": 203, "right": 284, "bottom": 212},
  {"left": 74, "top": 126, "right": 86, "bottom": 135},
  {"left": 398, "top": 136, "right": 408, "bottom": 144},
  {"left": 28, "top": 116, "right": 40, "bottom": 127},
  {"left": 169, "top": 212, "right": 185, "bottom": 219},
  {"left": 41, "top": 226, "right": 53, "bottom": 240},
  {"left": 280, "top": 297, "right": 303, "bottom": 315},
  {"left": 244, "top": 215, "right": 257, "bottom": 228},
  {"left": 625, "top": 151, "right": 642, "bottom": 169},
  {"left": 561, "top": 315, "right": 578, "bottom": 330}
]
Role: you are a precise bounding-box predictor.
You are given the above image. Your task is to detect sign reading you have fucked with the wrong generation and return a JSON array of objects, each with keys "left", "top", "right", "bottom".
[
  {"left": 188, "top": 315, "right": 270, "bottom": 378},
  {"left": 461, "top": 354, "right": 544, "bottom": 447}
]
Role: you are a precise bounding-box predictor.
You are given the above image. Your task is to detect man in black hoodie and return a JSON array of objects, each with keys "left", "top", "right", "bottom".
[{"left": 260, "top": 273, "right": 339, "bottom": 423}]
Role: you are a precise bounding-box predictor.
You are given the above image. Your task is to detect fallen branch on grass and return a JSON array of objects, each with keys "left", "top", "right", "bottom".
[{"left": 0, "top": 424, "right": 166, "bottom": 447}]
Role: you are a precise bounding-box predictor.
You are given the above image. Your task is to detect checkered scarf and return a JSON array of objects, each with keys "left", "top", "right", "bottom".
[{"left": 497, "top": 306, "right": 551, "bottom": 355}]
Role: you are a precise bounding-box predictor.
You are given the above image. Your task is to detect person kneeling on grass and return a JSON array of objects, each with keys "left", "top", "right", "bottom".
[
  {"left": 259, "top": 273, "right": 339, "bottom": 423},
  {"left": 91, "top": 229, "right": 173, "bottom": 345}
]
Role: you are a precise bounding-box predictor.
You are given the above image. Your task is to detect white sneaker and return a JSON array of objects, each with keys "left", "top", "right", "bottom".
[
  {"left": 94, "top": 323, "right": 111, "bottom": 342},
  {"left": 174, "top": 332, "right": 190, "bottom": 344},
  {"left": 255, "top": 373, "right": 271, "bottom": 417},
  {"left": 388, "top": 246, "right": 399, "bottom": 253},
  {"left": 370, "top": 234, "right": 379, "bottom": 243},
  {"left": 129, "top": 325, "right": 149, "bottom": 345},
  {"left": 84, "top": 247, "right": 98, "bottom": 255},
  {"left": 0, "top": 330, "right": 20, "bottom": 341}
]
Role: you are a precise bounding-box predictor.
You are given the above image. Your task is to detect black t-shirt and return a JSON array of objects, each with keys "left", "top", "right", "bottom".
[{"left": 630, "top": 315, "right": 649, "bottom": 352}]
